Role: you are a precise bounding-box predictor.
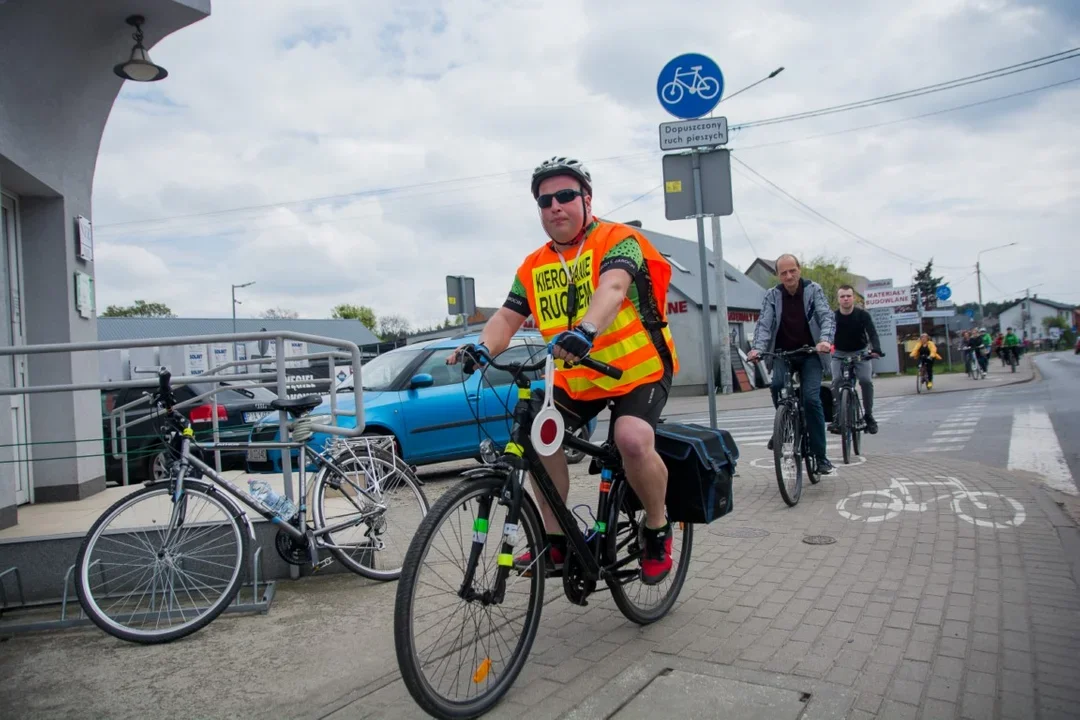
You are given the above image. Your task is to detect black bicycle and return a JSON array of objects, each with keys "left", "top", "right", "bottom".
[
  {"left": 393, "top": 347, "right": 693, "bottom": 719},
  {"left": 759, "top": 347, "right": 820, "bottom": 506},
  {"left": 833, "top": 353, "right": 873, "bottom": 465}
]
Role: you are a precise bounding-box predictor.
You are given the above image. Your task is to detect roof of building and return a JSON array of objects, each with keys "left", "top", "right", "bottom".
[
  {"left": 997, "top": 297, "right": 1076, "bottom": 315},
  {"left": 97, "top": 317, "right": 382, "bottom": 350},
  {"left": 745, "top": 257, "right": 776, "bottom": 276},
  {"left": 639, "top": 228, "right": 766, "bottom": 311}
]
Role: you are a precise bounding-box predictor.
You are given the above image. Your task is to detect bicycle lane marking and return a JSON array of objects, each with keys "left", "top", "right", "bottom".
[{"left": 835, "top": 475, "right": 1026, "bottom": 528}]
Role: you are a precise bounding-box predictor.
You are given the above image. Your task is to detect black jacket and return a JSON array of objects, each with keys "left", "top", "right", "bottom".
[{"left": 833, "top": 307, "right": 883, "bottom": 355}]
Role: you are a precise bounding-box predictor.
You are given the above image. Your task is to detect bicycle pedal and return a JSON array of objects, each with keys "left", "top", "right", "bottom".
[{"left": 313, "top": 556, "right": 336, "bottom": 572}]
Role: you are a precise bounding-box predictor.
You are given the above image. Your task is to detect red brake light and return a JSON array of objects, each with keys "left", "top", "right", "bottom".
[
  {"left": 540, "top": 418, "right": 559, "bottom": 445},
  {"left": 190, "top": 404, "right": 228, "bottom": 423}
]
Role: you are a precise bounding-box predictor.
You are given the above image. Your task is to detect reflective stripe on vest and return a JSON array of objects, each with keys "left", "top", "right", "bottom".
[{"left": 516, "top": 220, "right": 679, "bottom": 401}]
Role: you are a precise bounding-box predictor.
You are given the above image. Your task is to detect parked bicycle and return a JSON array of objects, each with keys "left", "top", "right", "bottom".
[
  {"left": 756, "top": 346, "right": 820, "bottom": 507},
  {"left": 393, "top": 345, "right": 731, "bottom": 719},
  {"left": 834, "top": 352, "right": 871, "bottom": 465},
  {"left": 75, "top": 367, "right": 428, "bottom": 644}
]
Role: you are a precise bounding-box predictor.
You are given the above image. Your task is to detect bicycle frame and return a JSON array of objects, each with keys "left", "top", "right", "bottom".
[
  {"left": 460, "top": 358, "right": 635, "bottom": 605},
  {"left": 162, "top": 413, "right": 388, "bottom": 552}
]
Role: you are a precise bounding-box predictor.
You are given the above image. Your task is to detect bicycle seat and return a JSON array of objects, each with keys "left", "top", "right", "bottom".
[{"left": 271, "top": 395, "right": 323, "bottom": 418}]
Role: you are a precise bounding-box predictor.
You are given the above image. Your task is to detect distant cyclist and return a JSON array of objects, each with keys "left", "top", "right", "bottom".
[
  {"left": 910, "top": 333, "right": 942, "bottom": 388},
  {"left": 967, "top": 329, "right": 989, "bottom": 375},
  {"left": 829, "top": 285, "right": 883, "bottom": 435},
  {"left": 1003, "top": 327, "right": 1021, "bottom": 366}
]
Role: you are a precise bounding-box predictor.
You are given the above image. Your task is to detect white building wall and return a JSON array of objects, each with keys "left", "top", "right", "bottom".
[{"left": 998, "top": 301, "right": 1072, "bottom": 340}]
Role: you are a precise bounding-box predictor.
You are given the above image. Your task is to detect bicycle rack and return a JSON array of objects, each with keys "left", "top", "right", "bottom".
[{"left": 0, "top": 544, "right": 275, "bottom": 636}]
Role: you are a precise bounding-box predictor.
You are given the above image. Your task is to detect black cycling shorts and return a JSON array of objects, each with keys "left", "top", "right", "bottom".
[{"left": 551, "top": 378, "right": 670, "bottom": 432}]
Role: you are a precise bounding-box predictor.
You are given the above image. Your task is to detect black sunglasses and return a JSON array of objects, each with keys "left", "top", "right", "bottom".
[{"left": 537, "top": 188, "right": 584, "bottom": 209}]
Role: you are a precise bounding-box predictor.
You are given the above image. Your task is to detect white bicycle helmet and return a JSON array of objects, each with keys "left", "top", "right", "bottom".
[{"left": 530, "top": 156, "right": 593, "bottom": 198}]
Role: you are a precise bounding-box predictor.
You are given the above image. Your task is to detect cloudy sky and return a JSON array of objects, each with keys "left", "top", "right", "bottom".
[{"left": 91, "top": 0, "right": 1080, "bottom": 329}]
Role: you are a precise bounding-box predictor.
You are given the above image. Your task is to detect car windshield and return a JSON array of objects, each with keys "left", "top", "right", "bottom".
[
  {"left": 191, "top": 381, "right": 278, "bottom": 403},
  {"left": 340, "top": 348, "right": 426, "bottom": 392}
]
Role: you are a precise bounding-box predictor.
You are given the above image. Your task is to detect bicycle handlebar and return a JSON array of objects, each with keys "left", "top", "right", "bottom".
[
  {"left": 467, "top": 345, "right": 623, "bottom": 381},
  {"left": 754, "top": 346, "right": 818, "bottom": 361}
]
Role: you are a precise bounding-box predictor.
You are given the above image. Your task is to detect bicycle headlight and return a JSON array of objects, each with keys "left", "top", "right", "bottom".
[{"left": 479, "top": 439, "right": 500, "bottom": 464}]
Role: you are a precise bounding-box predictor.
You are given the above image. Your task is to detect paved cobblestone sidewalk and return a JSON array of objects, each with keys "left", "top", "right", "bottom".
[{"left": 2, "top": 449, "right": 1078, "bottom": 719}]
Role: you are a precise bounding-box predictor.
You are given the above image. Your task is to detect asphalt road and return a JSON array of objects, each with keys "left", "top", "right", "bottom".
[{"left": 595, "top": 351, "right": 1078, "bottom": 495}]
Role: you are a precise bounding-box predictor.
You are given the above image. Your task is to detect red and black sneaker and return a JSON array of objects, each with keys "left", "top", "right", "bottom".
[
  {"left": 513, "top": 536, "right": 566, "bottom": 576},
  {"left": 640, "top": 522, "right": 673, "bottom": 585}
]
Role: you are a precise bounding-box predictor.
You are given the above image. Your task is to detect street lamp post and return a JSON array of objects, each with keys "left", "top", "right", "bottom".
[
  {"left": 710, "top": 66, "right": 785, "bottom": 396},
  {"left": 975, "top": 243, "right": 1017, "bottom": 323},
  {"left": 231, "top": 281, "right": 256, "bottom": 334}
]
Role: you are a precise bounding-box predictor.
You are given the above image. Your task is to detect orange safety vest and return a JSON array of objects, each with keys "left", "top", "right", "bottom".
[{"left": 516, "top": 220, "right": 679, "bottom": 400}]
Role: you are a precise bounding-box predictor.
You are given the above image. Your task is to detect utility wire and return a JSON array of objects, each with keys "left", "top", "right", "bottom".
[
  {"left": 732, "top": 155, "right": 974, "bottom": 270},
  {"left": 94, "top": 49, "right": 1080, "bottom": 235},
  {"left": 732, "top": 209, "right": 760, "bottom": 259},
  {"left": 730, "top": 48, "right": 1080, "bottom": 131},
  {"left": 737, "top": 75, "right": 1080, "bottom": 151},
  {"left": 598, "top": 184, "right": 663, "bottom": 219}
]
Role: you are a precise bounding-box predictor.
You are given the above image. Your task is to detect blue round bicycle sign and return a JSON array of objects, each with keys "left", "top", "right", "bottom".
[
  {"left": 657, "top": 53, "right": 724, "bottom": 119},
  {"left": 936, "top": 285, "right": 952, "bottom": 301}
]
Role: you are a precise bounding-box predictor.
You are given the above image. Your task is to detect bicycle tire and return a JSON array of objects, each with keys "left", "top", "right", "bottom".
[
  {"left": 852, "top": 394, "right": 863, "bottom": 457},
  {"left": 839, "top": 389, "right": 852, "bottom": 465},
  {"left": 394, "top": 474, "right": 545, "bottom": 720},
  {"left": 773, "top": 404, "right": 802, "bottom": 506},
  {"left": 605, "top": 477, "right": 693, "bottom": 625},
  {"left": 313, "top": 445, "right": 428, "bottom": 580},
  {"left": 915, "top": 368, "right": 922, "bottom": 394},
  {"left": 75, "top": 480, "right": 247, "bottom": 644}
]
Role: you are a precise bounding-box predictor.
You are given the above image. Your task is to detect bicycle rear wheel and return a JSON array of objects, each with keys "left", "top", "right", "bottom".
[
  {"left": 605, "top": 477, "right": 692, "bottom": 625},
  {"left": 839, "top": 389, "right": 853, "bottom": 465},
  {"left": 313, "top": 444, "right": 428, "bottom": 580},
  {"left": 394, "top": 474, "right": 545, "bottom": 720},
  {"left": 75, "top": 479, "right": 247, "bottom": 644},
  {"left": 773, "top": 404, "right": 803, "bottom": 506}
]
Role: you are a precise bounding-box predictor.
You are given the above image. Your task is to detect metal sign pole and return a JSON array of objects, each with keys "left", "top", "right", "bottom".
[
  {"left": 711, "top": 215, "right": 733, "bottom": 395},
  {"left": 692, "top": 150, "right": 718, "bottom": 427}
]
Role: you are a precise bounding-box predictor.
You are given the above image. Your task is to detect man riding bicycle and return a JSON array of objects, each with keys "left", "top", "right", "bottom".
[
  {"left": 910, "top": 333, "right": 942, "bottom": 387},
  {"left": 747, "top": 254, "right": 836, "bottom": 476},
  {"left": 1003, "top": 327, "right": 1020, "bottom": 365},
  {"left": 446, "top": 156, "right": 680, "bottom": 585},
  {"left": 829, "top": 284, "right": 883, "bottom": 435},
  {"left": 967, "top": 329, "right": 989, "bottom": 375}
]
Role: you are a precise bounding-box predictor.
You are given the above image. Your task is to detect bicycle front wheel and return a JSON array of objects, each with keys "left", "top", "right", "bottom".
[
  {"left": 773, "top": 404, "right": 803, "bottom": 506},
  {"left": 605, "top": 477, "right": 692, "bottom": 625},
  {"left": 313, "top": 444, "right": 428, "bottom": 580},
  {"left": 394, "top": 474, "right": 545, "bottom": 720},
  {"left": 75, "top": 480, "right": 247, "bottom": 644},
  {"left": 839, "top": 389, "right": 853, "bottom": 465}
]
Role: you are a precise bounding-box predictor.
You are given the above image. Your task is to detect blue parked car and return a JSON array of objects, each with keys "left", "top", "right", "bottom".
[{"left": 245, "top": 330, "right": 597, "bottom": 473}]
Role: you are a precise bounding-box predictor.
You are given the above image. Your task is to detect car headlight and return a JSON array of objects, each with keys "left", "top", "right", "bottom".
[{"left": 306, "top": 414, "right": 333, "bottom": 426}]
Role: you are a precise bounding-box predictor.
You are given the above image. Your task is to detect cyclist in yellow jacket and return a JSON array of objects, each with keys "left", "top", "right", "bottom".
[{"left": 910, "top": 333, "right": 943, "bottom": 388}]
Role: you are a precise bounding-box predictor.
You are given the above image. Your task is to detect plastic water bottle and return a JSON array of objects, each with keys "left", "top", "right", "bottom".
[{"left": 248, "top": 479, "right": 298, "bottom": 521}]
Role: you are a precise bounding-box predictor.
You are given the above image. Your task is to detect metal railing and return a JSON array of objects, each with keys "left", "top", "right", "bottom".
[
  {"left": 0, "top": 331, "right": 368, "bottom": 509},
  {"left": 106, "top": 349, "right": 354, "bottom": 485}
]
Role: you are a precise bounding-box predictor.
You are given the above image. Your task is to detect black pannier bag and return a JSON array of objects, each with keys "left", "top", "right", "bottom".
[{"left": 653, "top": 422, "right": 739, "bottom": 524}]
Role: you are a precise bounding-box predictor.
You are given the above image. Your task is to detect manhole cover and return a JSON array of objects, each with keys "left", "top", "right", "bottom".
[
  {"left": 716, "top": 527, "right": 770, "bottom": 538},
  {"left": 802, "top": 535, "right": 836, "bottom": 545}
]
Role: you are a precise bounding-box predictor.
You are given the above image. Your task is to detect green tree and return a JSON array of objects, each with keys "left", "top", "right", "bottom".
[
  {"left": 260, "top": 307, "right": 299, "bottom": 319},
  {"left": 100, "top": 300, "right": 175, "bottom": 318},
  {"left": 913, "top": 260, "right": 944, "bottom": 307},
  {"left": 799, "top": 255, "right": 860, "bottom": 309},
  {"left": 378, "top": 314, "right": 411, "bottom": 340},
  {"left": 331, "top": 303, "right": 377, "bottom": 331}
]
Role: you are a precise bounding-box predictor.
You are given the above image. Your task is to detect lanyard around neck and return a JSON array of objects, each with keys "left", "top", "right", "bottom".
[{"left": 553, "top": 240, "right": 586, "bottom": 331}]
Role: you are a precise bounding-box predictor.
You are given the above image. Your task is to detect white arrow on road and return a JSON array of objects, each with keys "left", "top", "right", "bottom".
[{"left": 1008, "top": 406, "right": 1077, "bottom": 495}]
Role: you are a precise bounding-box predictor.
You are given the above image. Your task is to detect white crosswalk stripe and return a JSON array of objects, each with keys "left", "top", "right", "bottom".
[{"left": 912, "top": 388, "right": 994, "bottom": 453}]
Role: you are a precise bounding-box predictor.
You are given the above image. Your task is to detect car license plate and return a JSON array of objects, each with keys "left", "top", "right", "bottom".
[
  {"left": 247, "top": 448, "right": 267, "bottom": 463},
  {"left": 243, "top": 411, "right": 271, "bottom": 423}
]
